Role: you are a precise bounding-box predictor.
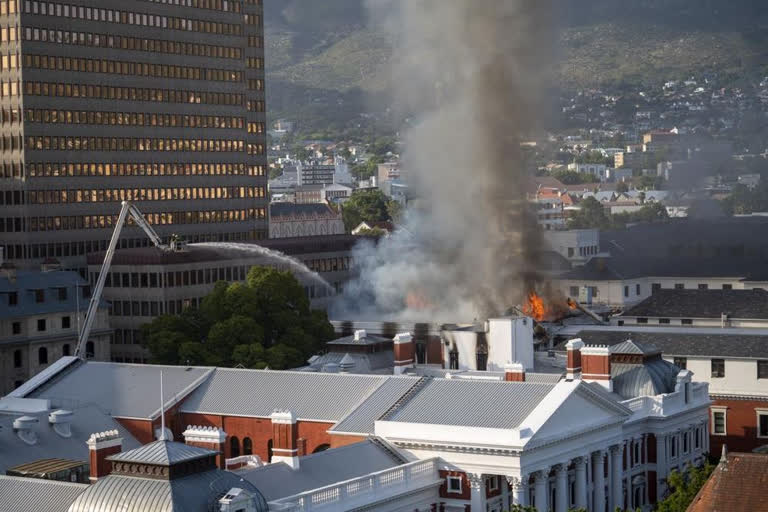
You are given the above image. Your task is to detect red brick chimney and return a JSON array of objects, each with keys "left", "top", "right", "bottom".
[
  {"left": 182, "top": 425, "right": 227, "bottom": 469},
  {"left": 270, "top": 410, "right": 299, "bottom": 469},
  {"left": 393, "top": 332, "right": 415, "bottom": 375},
  {"left": 86, "top": 430, "right": 122, "bottom": 482},
  {"left": 581, "top": 346, "right": 612, "bottom": 390},
  {"left": 566, "top": 338, "right": 584, "bottom": 380},
  {"left": 504, "top": 362, "right": 526, "bottom": 382}
]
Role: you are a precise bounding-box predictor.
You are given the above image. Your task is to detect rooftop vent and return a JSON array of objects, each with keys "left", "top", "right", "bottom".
[
  {"left": 13, "top": 416, "right": 39, "bottom": 445},
  {"left": 353, "top": 329, "right": 367, "bottom": 341},
  {"left": 48, "top": 409, "right": 73, "bottom": 438},
  {"left": 321, "top": 362, "right": 339, "bottom": 373}
]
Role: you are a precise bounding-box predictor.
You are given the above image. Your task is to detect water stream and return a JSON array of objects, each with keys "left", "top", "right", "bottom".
[{"left": 193, "top": 242, "right": 335, "bottom": 294}]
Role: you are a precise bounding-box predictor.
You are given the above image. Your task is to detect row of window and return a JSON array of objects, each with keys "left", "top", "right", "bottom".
[
  {"left": 22, "top": 186, "right": 266, "bottom": 205},
  {"left": 25, "top": 109, "right": 253, "bottom": 130},
  {"left": 26, "top": 136, "right": 248, "bottom": 153},
  {"left": 652, "top": 283, "right": 733, "bottom": 292},
  {"left": 139, "top": 0, "right": 249, "bottom": 13},
  {"left": 1, "top": 230, "right": 266, "bottom": 260},
  {"left": 666, "top": 426, "right": 704, "bottom": 459},
  {"left": 712, "top": 408, "right": 768, "bottom": 438},
  {"left": 24, "top": 82, "right": 259, "bottom": 108},
  {"left": 3, "top": 286, "right": 86, "bottom": 306},
  {"left": 1, "top": 208, "right": 266, "bottom": 232},
  {"left": 674, "top": 357, "right": 768, "bottom": 379},
  {"left": 24, "top": 54, "right": 244, "bottom": 82},
  {"left": 24, "top": 162, "right": 265, "bottom": 178},
  {"left": 23, "top": 26, "right": 246, "bottom": 60},
  {"left": 23, "top": 1, "right": 245, "bottom": 36},
  {"left": 0, "top": 0, "right": 16, "bottom": 15},
  {"left": 12, "top": 343, "right": 94, "bottom": 369}
]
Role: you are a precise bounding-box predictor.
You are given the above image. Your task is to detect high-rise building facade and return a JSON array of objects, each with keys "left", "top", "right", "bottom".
[{"left": 0, "top": 0, "right": 268, "bottom": 269}]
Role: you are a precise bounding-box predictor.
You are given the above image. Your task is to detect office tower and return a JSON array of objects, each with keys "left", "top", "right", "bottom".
[{"left": 0, "top": 0, "right": 268, "bottom": 269}]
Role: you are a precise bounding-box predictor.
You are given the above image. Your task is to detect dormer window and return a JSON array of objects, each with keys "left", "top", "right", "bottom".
[{"left": 446, "top": 475, "right": 462, "bottom": 494}]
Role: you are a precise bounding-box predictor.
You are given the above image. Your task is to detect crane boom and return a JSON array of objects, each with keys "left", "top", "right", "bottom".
[{"left": 74, "top": 201, "right": 170, "bottom": 359}]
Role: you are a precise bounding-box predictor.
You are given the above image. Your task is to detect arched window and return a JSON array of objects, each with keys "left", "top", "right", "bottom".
[
  {"left": 85, "top": 341, "right": 95, "bottom": 358},
  {"left": 230, "top": 436, "right": 240, "bottom": 458},
  {"left": 243, "top": 437, "right": 252, "bottom": 455},
  {"left": 38, "top": 347, "right": 48, "bottom": 365},
  {"left": 13, "top": 349, "right": 22, "bottom": 368},
  {"left": 62, "top": 344, "right": 71, "bottom": 357},
  {"left": 313, "top": 444, "right": 330, "bottom": 454}
]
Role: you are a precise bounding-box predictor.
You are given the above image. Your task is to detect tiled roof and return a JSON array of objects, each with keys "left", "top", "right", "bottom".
[
  {"left": 331, "top": 377, "right": 422, "bottom": 434},
  {"left": 109, "top": 440, "right": 216, "bottom": 466},
  {"left": 0, "top": 475, "right": 87, "bottom": 512},
  {"left": 562, "top": 330, "right": 768, "bottom": 359},
  {"left": 238, "top": 440, "right": 403, "bottom": 502},
  {"left": 688, "top": 452, "right": 768, "bottom": 512},
  {"left": 623, "top": 289, "right": 768, "bottom": 319},
  {"left": 180, "top": 369, "right": 390, "bottom": 421},
  {"left": 30, "top": 362, "right": 214, "bottom": 419},
  {"left": 384, "top": 378, "right": 557, "bottom": 429}
]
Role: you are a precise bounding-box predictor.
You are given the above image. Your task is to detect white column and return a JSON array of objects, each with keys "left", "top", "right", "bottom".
[
  {"left": 574, "top": 457, "right": 588, "bottom": 510},
  {"left": 611, "top": 444, "right": 623, "bottom": 512},
  {"left": 508, "top": 476, "right": 528, "bottom": 507},
  {"left": 468, "top": 473, "right": 486, "bottom": 512},
  {"left": 592, "top": 451, "right": 606, "bottom": 512},
  {"left": 554, "top": 464, "right": 568, "bottom": 512},
  {"left": 533, "top": 469, "right": 549, "bottom": 512}
]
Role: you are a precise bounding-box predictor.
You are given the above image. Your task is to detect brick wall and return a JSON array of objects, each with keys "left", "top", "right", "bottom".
[
  {"left": 439, "top": 470, "right": 470, "bottom": 501},
  {"left": 329, "top": 433, "right": 368, "bottom": 448},
  {"left": 710, "top": 397, "right": 768, "bottom": 453}
]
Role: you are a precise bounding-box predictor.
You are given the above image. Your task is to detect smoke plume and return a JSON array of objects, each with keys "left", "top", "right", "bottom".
[{"left": 333, "top": 0, "right": 556, "bottom": 322}]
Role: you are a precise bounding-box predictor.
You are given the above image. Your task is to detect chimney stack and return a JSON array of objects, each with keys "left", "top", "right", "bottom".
[
  {"left": 270, "top": 410, "right": 299, "bottom": 470},
  {"left": 504, "top": 362, "right": 526, "bottom": 382},
  {"left": 393, "top": 332, "right": 415, "bottom": 375},
  {"left": 581, "top": 346, "right": 612, "bottom": 391},
  {"left": 183, "top": 425, "right": 227, "bottom": 469},
  {"left": 566, "top": 338, "right": 584, "bottom": 380},
  {"left": 86, "top": 430, "right": 122, "bottom": 482}
]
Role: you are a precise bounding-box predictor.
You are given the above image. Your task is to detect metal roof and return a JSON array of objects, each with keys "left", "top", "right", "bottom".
[
  {"left": 331, "top": 377, "right": 421, "bottom": 434},
  {"left": 30, "top": 362, "right": 214, "bottom": 419},
  {"left": 623, "top": 289, "right": 768, "bottom": 319},
  {"left": 0, "top": 475, "right": 87, "bottom": 512},
  {"left": 611, "top": 358, "right": 679, "bottom": 400},
  {"left": 180, "top": 369, "right": 389, "bottom": 421},
  {"left": 0, "top": 270, "right": 103, "bottom": 319},
  {"left": 68, "top": 469, "right": 268, "bottom": 512},
  {"left": 238, "top": 440, "right": 403, "bottom": 502},
  {"left": 385, "top": 378, "right": 557, "bottom": 429},
  {"left": 0, "top": 403, "right": 141, "bottom": 475},
  {"left": 7, "top": 458, "right": 86, "bottom": 476},
  {"left": 300, "top": 350, "right": 394, "bottom": 374},
  {"left": 109, "top": 440, "right": 217, "bottom": 466},
  {"left": 610, "top": 340, "right": 660, "bottom": 355}
]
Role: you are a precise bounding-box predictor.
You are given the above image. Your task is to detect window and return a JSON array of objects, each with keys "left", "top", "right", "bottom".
[
  {"left": 243, "top": 437, "right": 253, "bottom": 455},
  {"left": 637, "top": 318, "right": 648, "bottom": 324},
  {"left": 57, "top": 287, "right": 67, "bottom": 301},
  {"left": 681, "top": 319, "right": 693, "bottom": 325},
  {"left": 230, "top": 436, "right": 240, "bottom": 457},
  {"left": 62, "top": 316, "right": 71, "bottom": 329},
  {"left": 12, "top": 321, "right": 20, "bottom": 335},
  {"left": 63, "top": 344, "right": 71, "bottom": 356},
  {"left": 698, "top": 284, "right": 708, "bottom": 290},
  {"left": 449, "top": 350, "right": 459, "bottom": 370},
  {"left": 659, "top": 318, "right": 670, "bottom": 324},
  {"left": 683, "top": 431, "right": 689, "bottom": 453},
  {"left": 86, "top": 341, "right": 95, "bottom": 358},
  {"left": 37, "top": 319, "right": 46, "bottom": 331},
  {"left": 35, "top": 288, "right": 45, "bottom": 302},
  {"left": 8, "top": 291, "right": 17, "bottom": 305},
  {"left": 624, "top": 286, "right": 629, "bottom": 298},
  {"left": 38, "top": 346, "right": 48, "bottom": 365},
  {"left": 722, "top": 284, "right": 732, "bottom": 290},
  {"left": 711, "top": 359, "right": 725, "bottom": 378},
  {"left": 712, "top": 409, "right": 726, "bottom": 435},
  {"left": 569, "top": 286, "right": 579, "bottom": 297},
  {"left": 695, "top": 427, "right": 701, "bottom": 449},
  {"left": 670, "top": 436, "right": 677, "bottom": 458},
  {"left": 446, "top": 476, "right": 463, "bottom": 494},
  {"left": 675, "top": 283, "right": 685, "bottom": 290},
  {"left": 758, "top": 360, "right": 768, "bottom": 380},
  {"left": 758, "top": 411, "right": 768, "bottom": 438},
  {"left": 13, "top": 349, "right": 22, "bottom": 368},
  {"left": 486, "top": 476, "right": 499, "bottom": 492},
  {"left": 636, "top": 284, "right": 641, "bottom": 295},
  {"left": 652, "top": 283, "right": 661, "bottom": 293}
]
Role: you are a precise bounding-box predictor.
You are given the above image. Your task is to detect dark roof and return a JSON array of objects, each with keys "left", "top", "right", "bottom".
[
  {"left": 109, "top": 440, "right": 217, "bottom": 466},
  {"left": 560, "top": 330, "right": 768, "bottom": 359},
  {"left": 688, "top": 452, "right": 768, "bottom": 512},
  {"left": 559, "top": 255, "right": 766, "bottom": 281},
  {"left": 86, "top": 235, "right": 372, "bottom": 266},
  {"left": 270, "top": 202, "right": 337, "bottom": 218},
  {"left": 611, "top": 340, "right": 660, "bottom": 356},
  {"left": 0, "top": 270, "right": 98, "bottom": 319},
  {"left": 624, "top": 289, "right": 768, "bottom": 319}
]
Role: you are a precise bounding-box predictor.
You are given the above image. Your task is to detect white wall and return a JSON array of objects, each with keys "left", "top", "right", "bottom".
[{"left": 667, "top": 357, "right": 768, "bottom": 398}]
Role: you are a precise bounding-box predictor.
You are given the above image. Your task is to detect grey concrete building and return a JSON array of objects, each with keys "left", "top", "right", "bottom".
[{"left": 0, "top": 0, "right": 268, "bottom": 270}]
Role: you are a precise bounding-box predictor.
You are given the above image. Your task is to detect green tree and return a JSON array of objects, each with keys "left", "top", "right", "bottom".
[
  {"left": 656, "top": 463, "right": 714, "bottom": 512},
  {"left": 342, "top": 189, "right": 393, "bottom": 231},
  {"left": 553, "top": 170, "right": 600, "bottom": 185},
  {"left": 568, "top": 196, "right": 612, "bottom": 230}
]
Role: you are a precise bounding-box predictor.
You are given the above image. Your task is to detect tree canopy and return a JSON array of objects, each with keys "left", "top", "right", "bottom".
[
  {"left": 656, "top": 463, "right": 714, "bottom": 512},
  {"left": 342, "top": 189, "right": 397, "bottom": 231},
  {"left": 141, "top": 266, "right": 335, "bottom": 369},
  {"left": 568, "top": 196, "right": 669, "bottom": 230}
]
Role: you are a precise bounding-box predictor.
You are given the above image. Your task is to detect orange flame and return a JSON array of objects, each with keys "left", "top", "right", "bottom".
[
  {"left": 524, "top": 291, "right": 573, "bottom": 322},
  {"left": 406, "top": 290, "right": 433, "bottom": 311},
  {"left": 522, "top": 292, "right": 548, "bottom": 322}
]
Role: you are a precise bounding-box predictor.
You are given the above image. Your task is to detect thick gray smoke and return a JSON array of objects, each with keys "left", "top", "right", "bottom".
[{"left": 333, "top": 0, "right": 555, "bottom": 322}]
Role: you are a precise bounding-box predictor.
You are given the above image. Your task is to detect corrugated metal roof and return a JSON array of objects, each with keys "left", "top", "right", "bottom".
[
  {"left": 180, "top": 369, "right": 389, "bottom": 421},
  {"left": 0, "top": 475, "right": 87, "bottom": 512},
  {"left": 30, "top": 362, "right": 214, "bottom": 419},
  {"left": 8, "top": 458, "right": 86, "bottom": 476},
  {"left": 386, "top": 378, "right": 557, "bottom": 429},
  {"left": 109, "top": 440, "right": 217, "bottom": 465},
  {"left": 610, "top": 340, "right": 660, "bottom": 355},
  {"left": 238, "top": 440, "right": 403, "bottom": 502},
  {"left": 68, "top": 469, "right": 268, "bottom": 512},
  {"left": 331, "top": 377, "right": 421, "bottom": 434},
  {"left": 612, "top": 358, "right": 679, "bottom": 399}
]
